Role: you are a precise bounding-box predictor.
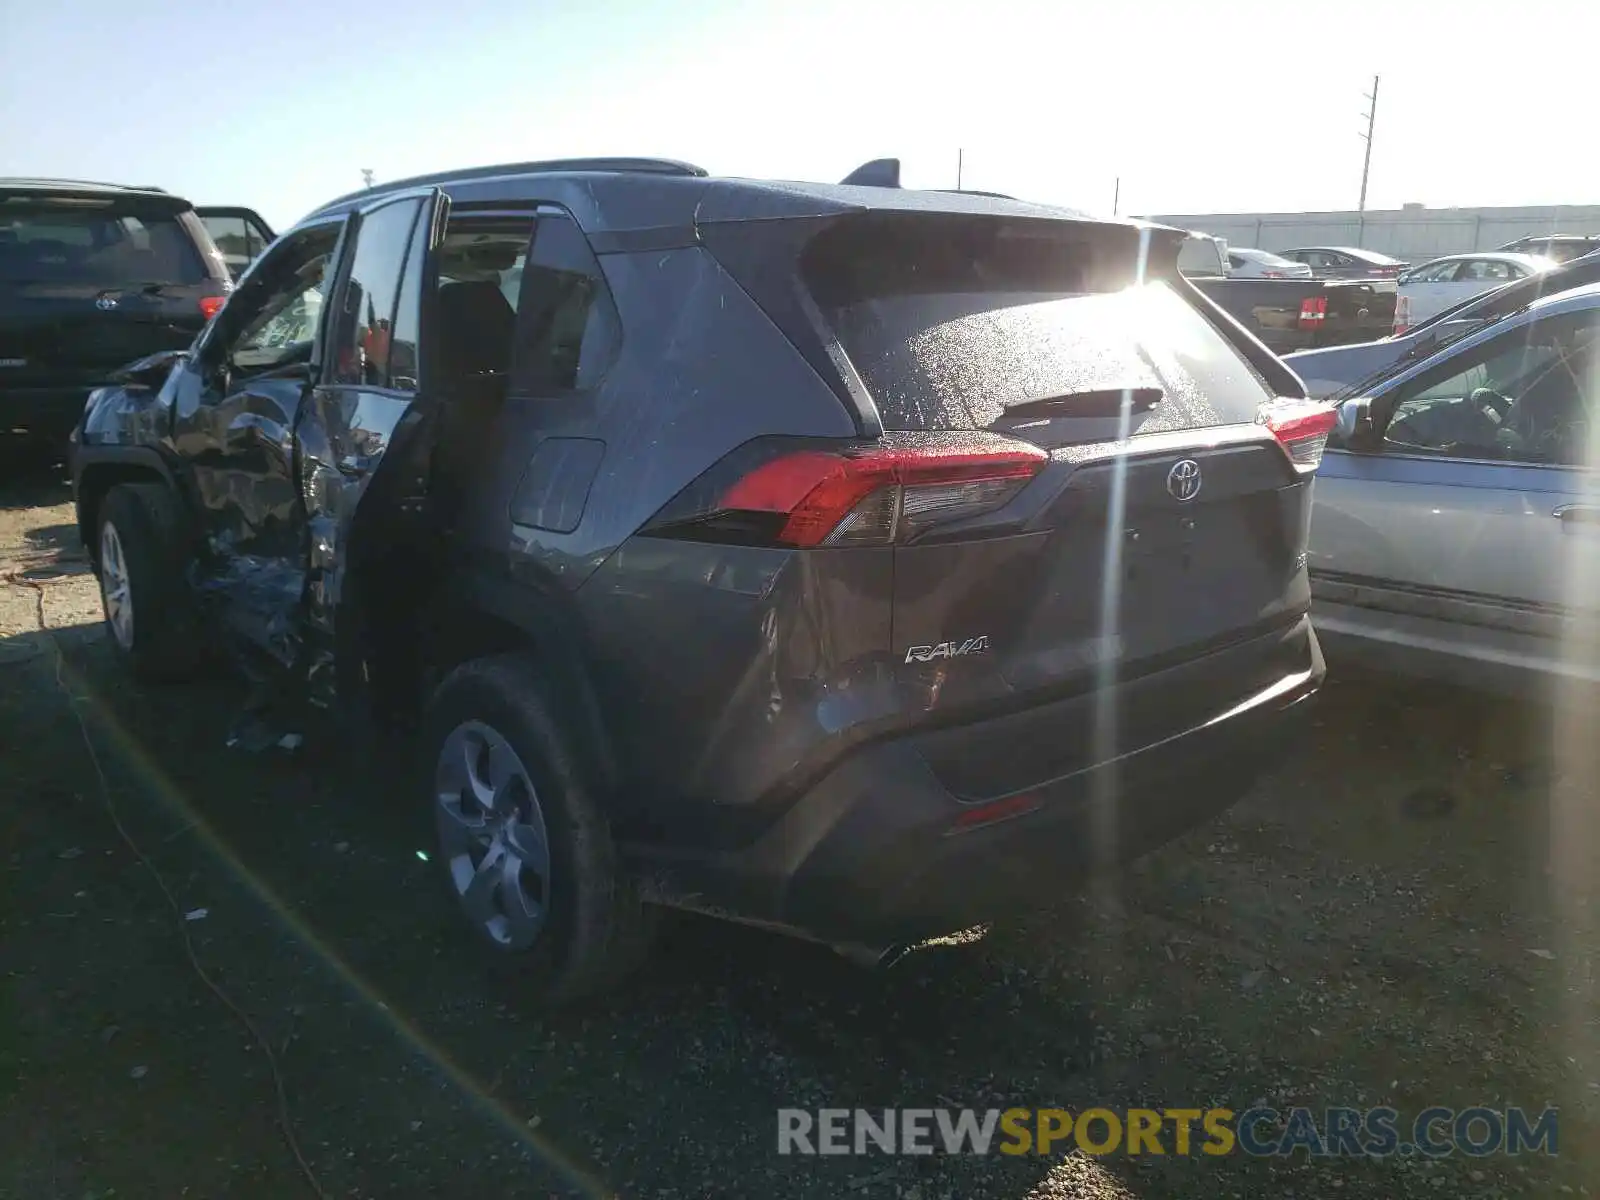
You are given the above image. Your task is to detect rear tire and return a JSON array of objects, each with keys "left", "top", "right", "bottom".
[
  {"left": 421, "top": 654, "right": 656, "bottom": 1001},
  {"left": 95, "top": 483, "right": 204, "bottom": 681}
]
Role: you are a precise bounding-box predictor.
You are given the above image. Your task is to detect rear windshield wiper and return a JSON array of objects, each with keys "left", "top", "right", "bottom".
[{"left": 1000, "top": 387, "right": 1164, "bottom": 420}]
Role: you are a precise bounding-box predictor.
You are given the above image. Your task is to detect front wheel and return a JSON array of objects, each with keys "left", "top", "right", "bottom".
[
  {"left": 95, "top": 483, "right": 203, "bottom": 681},
  {"left": 421, "top": 655, "right": 656, "bottom": 1001}
]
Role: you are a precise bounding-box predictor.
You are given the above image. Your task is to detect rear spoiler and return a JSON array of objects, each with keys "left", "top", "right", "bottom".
[
  {"left": 0, "top": 186, "right": 189, "bottom": 213},
  {"left": 1172, "top": 274, "right": 1309, "bottom": 401}
]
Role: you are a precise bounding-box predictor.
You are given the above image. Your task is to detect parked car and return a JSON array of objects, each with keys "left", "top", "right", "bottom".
[
  {"left": 1190, "top": 272, "right": 1397, "bottom": 354},
  {"left": 194, "top": 206, "right": 276, "bottom": 281},
  {"left": 70, "top": 156, "right": 1327, "bottom": 997},
  {"left": 1284, "top": 248, "right": 1600, "bottom": 399},
  {"left": 1310, "top": 282, "right": 1600, "bottom": 695},
  {"left": 1227, "top": 247, "right": 1313, "bottom": 280},
  {"left": 1281, "top": 246, "right": 1408, "bottom": 280},
  {"left": 0, "top": 178, "right": 235, "bottom": 441},
  {"left": 1174, "top": 233, "right": 1394, "bottom": 353},
  {"left": 1397, "top": 251, "right": 1554, "bottom": 327},
  {"left": 1498, "top": 233, "right": 1600, "bottom": 264}
]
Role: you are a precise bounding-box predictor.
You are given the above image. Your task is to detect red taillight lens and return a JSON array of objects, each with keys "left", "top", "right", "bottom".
[
  {"left": 946, "top": 791, "right": 1042, "bottom": 835},
  {"left": 1297, "top": 296, "right": 1328, "bottom": 330},
  {"left": 714, "top": 438, "right": 1048, "bottom": 547},
  {"left": 199, "top": 295, "right": 226, "bottom": 321},
  {"left": 1259, "top": 399, "right": 1338, "bottom": 471}
]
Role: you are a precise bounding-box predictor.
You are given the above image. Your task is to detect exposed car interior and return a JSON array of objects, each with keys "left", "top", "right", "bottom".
[
  {"left": 1384, "top": 316, "right": 1600, "bottom": 464},
  {"left": 429, "top": 219, "right": 532, "bottom": 516},
  {"left": 222, "top": 227, "right": 339, "bottom": 375}
]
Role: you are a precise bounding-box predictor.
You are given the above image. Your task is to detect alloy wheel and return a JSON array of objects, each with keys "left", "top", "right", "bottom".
[
  {"left": 434, "top": 719, "right": 552, "bottom": 950},
  {"left": 99, "top": 521, "right": 134, "bottom": 650}
]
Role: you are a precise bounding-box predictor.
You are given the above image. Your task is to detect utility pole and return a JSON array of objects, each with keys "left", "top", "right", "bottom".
[
  {"left": 1357, "top": 75, "right": 1379, "bottom": 212},
  {"left": 1112, "top": 176, "right": 1120, "bottom": 216},
  {"left": 360, "top": 168, "right": 375, "bottom": 189},
  {"left": 956, "top": 148, "right": 963, "bottom": 191}
]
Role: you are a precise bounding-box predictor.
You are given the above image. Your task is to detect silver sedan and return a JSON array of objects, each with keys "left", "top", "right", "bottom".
[{"left": 1309, "top": 282, "right": 1600, "bottom": 694}]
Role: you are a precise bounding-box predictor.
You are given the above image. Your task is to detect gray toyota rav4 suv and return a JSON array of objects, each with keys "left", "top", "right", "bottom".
[{"left": 71, "top": 157, "right": 1327, "bottom": 998}]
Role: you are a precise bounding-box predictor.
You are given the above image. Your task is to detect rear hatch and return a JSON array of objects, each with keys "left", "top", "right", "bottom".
[
  {"left": 0, "top": 188, "right": 228, "bottom": 392},
  {"left": 698, "top": 211, "right": 1321, "bottom": 763}
]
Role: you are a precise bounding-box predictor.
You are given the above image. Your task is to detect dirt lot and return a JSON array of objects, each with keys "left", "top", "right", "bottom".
[{"left": 2, "top": 448, "right": 1597, "bottom": 1199}]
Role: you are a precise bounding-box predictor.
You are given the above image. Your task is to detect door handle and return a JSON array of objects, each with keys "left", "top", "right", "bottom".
[{"left": 1552, "top": 504, "right": 1600, "bottom": 525}]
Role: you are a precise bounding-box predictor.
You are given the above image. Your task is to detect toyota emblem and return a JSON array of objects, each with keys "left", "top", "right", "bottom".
[
  {"left": 1166, "top": 459, "right": 1202, "bottom": 502},
  {"left": 95, "top": 295, "right": 120, "bottom": 311}
]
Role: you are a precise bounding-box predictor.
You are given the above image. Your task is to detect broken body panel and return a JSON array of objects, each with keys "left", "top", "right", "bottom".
[{"left": 78, "top": 192, "right": 449, "bottom": 730}]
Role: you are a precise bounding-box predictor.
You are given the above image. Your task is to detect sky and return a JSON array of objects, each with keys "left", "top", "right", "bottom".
[{"left": 3, "top": 0, "right": 1596, "bottom": 232}]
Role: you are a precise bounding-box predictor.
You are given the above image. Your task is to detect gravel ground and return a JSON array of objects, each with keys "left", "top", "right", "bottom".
[{"left": 1, "top": 446, "right": 1596, "bottom": 1199}]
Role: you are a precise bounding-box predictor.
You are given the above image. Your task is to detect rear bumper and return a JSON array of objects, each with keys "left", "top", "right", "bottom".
[
  {"left": 1, "top": 384, "right": 94, "bottom": 437},
  {"left": 632, "top": 616, "right": 1324, "bottom": 946}
]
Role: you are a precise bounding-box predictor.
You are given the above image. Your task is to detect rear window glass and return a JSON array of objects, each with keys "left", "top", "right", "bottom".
[
  {"left": 803, "top": 216, "right": 1269, "bottom": 433},
  {"left": 0, "top": 199, "right": 207, "bottom": 286}
]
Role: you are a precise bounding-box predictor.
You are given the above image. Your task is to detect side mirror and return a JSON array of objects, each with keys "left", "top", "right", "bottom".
[{"left": 1333, "top": 397, "right": 1379, "bottom": 452}]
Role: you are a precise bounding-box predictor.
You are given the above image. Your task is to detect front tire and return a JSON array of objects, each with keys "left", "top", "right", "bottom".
[
  {"left": 421, "top": 655, "right": 656, "bottom": 1001},
  {"left": 95, "top": 483, "right": 203, "bottom": 681}
]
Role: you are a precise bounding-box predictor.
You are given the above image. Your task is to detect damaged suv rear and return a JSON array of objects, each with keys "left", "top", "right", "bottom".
[{"left": 71, "top": 158, "right": 1327, "bottom": 998}]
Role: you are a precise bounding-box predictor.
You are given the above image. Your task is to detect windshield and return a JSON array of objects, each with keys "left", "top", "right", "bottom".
[{"left": 0, "top": 198, "right": 207, "bottom": 286}]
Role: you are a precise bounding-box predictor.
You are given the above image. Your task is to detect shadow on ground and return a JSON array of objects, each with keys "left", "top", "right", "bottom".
[{"left": 1, "top": 470, "right": 1595, "bottom": 1199}]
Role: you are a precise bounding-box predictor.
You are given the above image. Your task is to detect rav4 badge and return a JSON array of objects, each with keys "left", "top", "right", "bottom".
[{"left": 904, "top": 636, "right": 990, "bottom": 665}]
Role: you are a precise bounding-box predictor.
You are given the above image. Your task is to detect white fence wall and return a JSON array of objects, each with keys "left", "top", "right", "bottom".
[{"left": 1146, "top": 205, "right": 1600, "bottom": 261}]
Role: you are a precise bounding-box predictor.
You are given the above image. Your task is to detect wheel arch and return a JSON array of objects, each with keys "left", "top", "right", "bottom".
[
  {"left": 75, "top": 448, "right": 181, "bottom": 565},
  {"left": 362, "top": 567, "right": 621, "bottom": 798}
]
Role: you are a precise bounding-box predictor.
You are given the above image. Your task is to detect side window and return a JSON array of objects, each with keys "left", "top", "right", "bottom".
[
  {"left": 199, "top": 213, "right": 274, "bottom": 279},
  {"left": 1383, "top": 312, "right": 1600, "bottom": 464},
  {"left": 1459, "top": 259, "right": 1514, "bottom": 283},
  {"left": 222, "top": 223, "right": 342, "bottom": 374},
  {"left": 1301, "top": 251, "right": 1326, "bottom": 269},
  {"left": 1415, "top": 261, "right": 1461, "bottom": 283},
  {"left": 331, "top": 197, "right": 424, "bottom": 388},
  {"left": 510, "top": 212, "right": 620, "bottom": 393}
]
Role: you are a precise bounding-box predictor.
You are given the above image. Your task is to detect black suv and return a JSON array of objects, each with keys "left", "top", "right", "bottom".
[
  {"left": 71, "top": 157, "right": 1327, "bottom": 998},
  {"left": 1, "top": 179, "right": 239, "bottom": 442}
]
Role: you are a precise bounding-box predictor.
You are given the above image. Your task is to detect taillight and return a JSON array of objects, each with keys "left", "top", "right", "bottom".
[
  {"left": 1259, "top": 399, "right": 1338, "bottom": 471},
  {"left": 946, "top": 791, "right": 1042, "bottom": 835},
  {"left": 198, "top": 295, "right": 226, "bottom": 321},
  {"left": 650, "top": 434, "right": 1048, "bottom": 548},
  {"left": 1297, "top": 296, "right": 1328, "bottom": 330}
]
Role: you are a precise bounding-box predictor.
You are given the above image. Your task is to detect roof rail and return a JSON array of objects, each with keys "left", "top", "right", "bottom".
[
  {"left": 0, "top": 176, "right": 167, "bottom": 193},
  {"left": 314, "top": 157, "right": 709, "bottom": 212}
]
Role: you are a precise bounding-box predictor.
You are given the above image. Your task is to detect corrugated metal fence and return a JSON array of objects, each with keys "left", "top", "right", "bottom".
[{"left": 1147, "top": 205, "right": 1600, "bottom": 261}]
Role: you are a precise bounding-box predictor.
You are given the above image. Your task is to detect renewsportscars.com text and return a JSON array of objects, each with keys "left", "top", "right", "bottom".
[{"left": 776, "top": 1106, "right": 1559, "bottom": 1158}]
